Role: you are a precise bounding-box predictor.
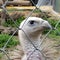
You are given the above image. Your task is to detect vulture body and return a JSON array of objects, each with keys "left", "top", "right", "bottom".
[{"left": 18, "top": 17, "right": 52, "bottom": 60}]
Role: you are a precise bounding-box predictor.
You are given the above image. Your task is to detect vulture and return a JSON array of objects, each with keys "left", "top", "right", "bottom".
[{"left": 18, "top": 17, "right": 58, "bottom": 60}]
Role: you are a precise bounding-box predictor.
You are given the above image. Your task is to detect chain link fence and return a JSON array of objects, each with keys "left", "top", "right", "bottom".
[{"left": 0, "top": 0, "right": 60, "bottom": 60}]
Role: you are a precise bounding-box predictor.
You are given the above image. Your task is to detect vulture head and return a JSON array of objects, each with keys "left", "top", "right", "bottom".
[{"left": 19, "top": 17, "right": 52, "bottom": 37}]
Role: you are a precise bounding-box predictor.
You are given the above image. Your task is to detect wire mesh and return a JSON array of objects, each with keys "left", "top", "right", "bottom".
[{"left": 0, "top": 0, "right": 60, "bottom": 60}]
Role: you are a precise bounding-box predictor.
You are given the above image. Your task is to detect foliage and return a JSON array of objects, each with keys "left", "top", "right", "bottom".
[
  {"left": 43, "top": 18, "right": 60, "bottom": 34},
  {"left": 43, "top": 18, "right": 60, "bottom": 45},
  {"left": 0, "top": 53, "right": 3, "bottom": 59},
  {"left": 47, "top": 19, "right": 59, "bottom": 27},
  {"left": 0, "top": 34, "right": 19, "bottom": 48},
  {"left": 48, "top": 34, "right": 60, "bottom": 45},
  {"left": 3, "top": 16, "right": 25, "bottom": 27},
  {"left": 33, "top": 9, "right": 40, "bottom": 13}
]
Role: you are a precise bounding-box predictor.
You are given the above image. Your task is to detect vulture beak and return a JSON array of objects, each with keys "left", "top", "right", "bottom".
[{"left": 42, "top": 21, "right": 52, "bottom": 29}]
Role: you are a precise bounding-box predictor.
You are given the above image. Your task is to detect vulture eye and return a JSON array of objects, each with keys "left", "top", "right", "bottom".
[{"left": 29, "top": 21, "right": 35, "bottom": 25}]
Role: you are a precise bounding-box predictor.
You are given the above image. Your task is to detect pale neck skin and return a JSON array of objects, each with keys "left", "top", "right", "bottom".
[{"left": 19, "top": 30, "right": 42, "bottom": 54}]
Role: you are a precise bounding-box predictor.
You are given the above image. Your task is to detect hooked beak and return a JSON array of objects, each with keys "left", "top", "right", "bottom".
[{"left": 42, "top": 21, "right": 52, "bottom": 29}]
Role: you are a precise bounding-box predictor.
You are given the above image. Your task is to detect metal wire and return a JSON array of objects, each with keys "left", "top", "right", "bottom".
[
  {"left": 0, "top": 0, "right": 60, "bottom": 60},
  {"left": 3, "top": 29, "right": 18, "bottom": 49},
  {"left": 1, "top": 6, "right": 19, "bottom": 28},
  {"left": 2, "top": 0, "right": 8, "bottom": 7},
  {"left": 0, "top": 48, "right": 11, "bottom": 60}
]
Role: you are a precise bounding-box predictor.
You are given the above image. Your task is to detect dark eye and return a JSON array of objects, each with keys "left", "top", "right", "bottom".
[{"left": 29, "top": 21, "right": 35, "bottom": 25}]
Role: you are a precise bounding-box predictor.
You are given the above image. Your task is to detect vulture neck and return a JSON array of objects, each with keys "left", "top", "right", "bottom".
[{"left": 20, "top": 31, "right": 42, "bottom": 54}]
